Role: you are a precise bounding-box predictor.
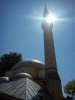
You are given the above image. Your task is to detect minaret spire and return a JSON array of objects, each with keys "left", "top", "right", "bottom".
[{"left": 43, "top": 4, "right": 49, "bottom": 18}]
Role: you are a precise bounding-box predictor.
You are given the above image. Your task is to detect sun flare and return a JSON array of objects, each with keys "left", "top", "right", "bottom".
[{"left": 46, "top": 14, "right": 56, "bottom": 23}]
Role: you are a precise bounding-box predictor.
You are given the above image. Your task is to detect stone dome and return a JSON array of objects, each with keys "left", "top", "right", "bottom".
[
  {"left": 0, "top": 77, "right": 9, "bottom": 83},
  {"left": 12, "top": 59, "right": 45, "bottom": 70},
  {"left": 15, "top": 73, "right": 32, "bottom": 78}
]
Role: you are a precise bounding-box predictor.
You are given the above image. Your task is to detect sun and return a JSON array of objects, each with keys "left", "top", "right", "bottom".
[{"left": 46, "top": 14, "right": 56, "bottom": 23}]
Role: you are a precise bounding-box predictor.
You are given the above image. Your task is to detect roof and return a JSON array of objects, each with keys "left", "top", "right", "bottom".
[
  {"left": 12, "top": 59, "right": 45, "bottom": 70},
  {"left": 0, "top": 77, "right": 41, "bottom": 100}
]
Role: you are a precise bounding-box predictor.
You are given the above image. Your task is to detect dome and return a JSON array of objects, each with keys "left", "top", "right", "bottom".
[
  {"left": 12, "top": 59, "right": 45, "bottom": 70},
  {"left": 15, "top": 73, "right": 32, "bottom": 78},
  {"left": 0, "top": 77, "right": 9, "bottom": 83}
]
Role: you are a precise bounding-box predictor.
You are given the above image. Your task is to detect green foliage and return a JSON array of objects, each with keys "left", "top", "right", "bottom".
[
  {"left": 64, "top": 80, "right": 75, "bottom": 95},
  {"left": 0, "top": 52, "right": 22, "bottom": 73}
]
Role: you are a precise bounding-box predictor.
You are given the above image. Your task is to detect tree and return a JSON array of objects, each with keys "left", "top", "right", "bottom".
[
  {"left": 0, "top": 52, "right": 22, "bottom": 76},
  {"left": 64, "top": 80, "right": 75, "bottom": 100}
]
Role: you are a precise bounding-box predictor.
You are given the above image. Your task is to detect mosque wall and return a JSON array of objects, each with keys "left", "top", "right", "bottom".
[
  {"left": 5, "top": 71, "right": 14, "bottom": 78},
  {"left": 5, "top": 66, "right": 45, "bottom": 79}
]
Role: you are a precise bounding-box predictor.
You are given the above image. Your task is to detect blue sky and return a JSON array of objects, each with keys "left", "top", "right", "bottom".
[{"left": 0, "top": 0, "right": 75, "bottom": 96}]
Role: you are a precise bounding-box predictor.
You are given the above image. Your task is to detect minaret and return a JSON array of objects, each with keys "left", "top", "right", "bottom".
[{"left": 41, "top": 6, "right": 63, "bottom": 100}]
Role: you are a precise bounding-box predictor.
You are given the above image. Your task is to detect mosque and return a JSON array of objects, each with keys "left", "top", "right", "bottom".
[{"left": 0, "top": 6, "right": 64, "bottom": 100}]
